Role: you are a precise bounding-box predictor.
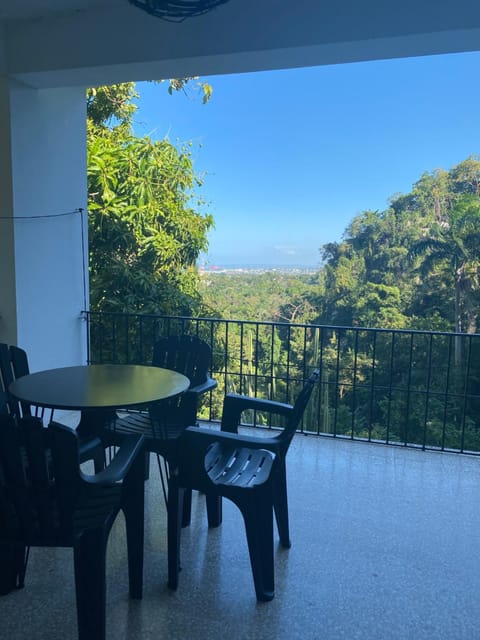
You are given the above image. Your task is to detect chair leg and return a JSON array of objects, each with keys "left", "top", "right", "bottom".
[
  {"left": 144, "top": 451, "right": 151, "bottom": 481},
  {"left": 273, "top": 464, "right": 291, "bottom": 548},
  {"left": 238, "top": 491, "right": 275, "bottom": 602},
  {"left": 205, "top": 492, "right": 222, "bottom": 528},
  {"left": 0, "top": 543, "right": 27, "bottom": 595},
  {"left": 156, "top": 454, "right": 169, "bottom": 506},
  {"left": 122, "top": 453, "right": 145, "bottom": 599},
  {"left": 167, "top": 476, "right": 184, "bottom": 590},
  {"left": 181, "top": 488, "right": 193, "bottom": 527},
  {"left": 16, "top": 545, "right": 29, "bottom": 589},
  {"left": 74, "top": 529, "right": 107, "bottom": 640}
]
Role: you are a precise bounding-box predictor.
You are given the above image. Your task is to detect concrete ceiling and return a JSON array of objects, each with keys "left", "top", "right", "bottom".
[
  {"left": 0, "top": 0, "right": 116, "bottom": 23},
  {"left": 3, "top": 1, "right": 480, "bottom": 89}
]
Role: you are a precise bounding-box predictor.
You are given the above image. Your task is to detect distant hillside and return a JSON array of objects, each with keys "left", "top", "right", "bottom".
[
  {"left": 199, "top": 270, "right": 319, "bottom": 323},
  {"left": 199, "top": 264, "right": 319, "bottom": 275}
]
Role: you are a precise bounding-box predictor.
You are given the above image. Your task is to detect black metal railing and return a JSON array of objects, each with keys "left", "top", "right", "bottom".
[{"left": 84, "top": 311, "right": 480, "bottom": 454}]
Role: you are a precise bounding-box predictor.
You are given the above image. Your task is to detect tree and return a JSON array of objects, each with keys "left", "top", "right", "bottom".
[
  {"left": 317, "top": 157, "right": 480, "bottom": 334},
  {"left": 410, "top": 194, "right": 480, "bottom": 336},
  {"left": 87, "top": 82, "right": 214, "bottom": 314}
]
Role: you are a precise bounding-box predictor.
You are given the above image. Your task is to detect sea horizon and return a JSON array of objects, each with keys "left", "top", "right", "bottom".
[{"left": 199, "top": 262, "right": 320, "bottom": 273}]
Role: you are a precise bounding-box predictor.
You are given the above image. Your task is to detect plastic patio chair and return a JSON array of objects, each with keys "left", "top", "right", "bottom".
[
  {"left": 104, "top": 334, "right": 217, "bottom": 521},
  {"left": 0, "top": 414, "right": 145, "bottom": 640},
  {"left": 1, "top": 343, "right": 106, "bottom": 472},
  {"left": 167, "top": 369, "right": 319, "bottom": 601},
  {"left": 9, "top": 344, "right": 33, "bottom": 417},
  {"left": 212, "top": 369, "right": 320, "bottom": 546},
  {"left": 0, "top": 343, "right": 23, "bottom": 419}
]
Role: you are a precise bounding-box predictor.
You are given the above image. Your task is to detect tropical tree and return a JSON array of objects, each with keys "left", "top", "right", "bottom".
[
  {"left": 316, "top": 157, "right": 480, "bottom": 334},
  {"left": 409, "top": 194, "right": 480, "bottom": 336},
  {"left": 87, "top": 82, "right": 214, "bottom": 314}
]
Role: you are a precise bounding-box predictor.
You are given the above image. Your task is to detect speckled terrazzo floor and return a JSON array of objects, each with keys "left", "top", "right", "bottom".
[{"left": 1, "top": 425, "right": 480, "bottom": 640}]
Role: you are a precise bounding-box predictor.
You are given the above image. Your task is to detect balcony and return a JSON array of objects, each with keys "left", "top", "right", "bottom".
[
  {"left": 1, "top": 431, "right": 479, "bottom": 639},
  {"left": 2, "top": 312, "right": 479, "bottom": 638}
]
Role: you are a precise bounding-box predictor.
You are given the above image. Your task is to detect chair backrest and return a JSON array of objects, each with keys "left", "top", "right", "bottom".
[
  {"left": 0, "top": 415, "right": 59, "bottom": 545},
  {"left": 152, "top": 335, "right": 212, "bottom": 386},
  {"left": 281, "top": 369, "right": 320, "bottom": 444},
  {"left": 0, "top": 344, "right": 34, "bottom": 418},
  {"left": 0, "top": 343, "right": 11, "bottom": 413},
  {"left": 0, "top": 415, "right": 88, "bottom": 547},
  {"left": 9, "top": 345, "right": 32, "bottom": 417},
  {"left": 0, "top": 343, "right": 18, "bottom": 418},
  {"left": 10, "top": 345, "right": 30, "bottom": 379}
]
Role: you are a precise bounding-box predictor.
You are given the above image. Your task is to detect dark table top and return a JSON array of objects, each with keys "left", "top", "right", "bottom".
[{"left": 9, "top": 364, "right": 190, "bottom": 411}]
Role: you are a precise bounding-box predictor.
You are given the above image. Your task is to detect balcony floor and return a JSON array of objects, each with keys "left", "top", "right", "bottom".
[{"left": 1, "top": 427, "right": 480, "bottom": 640}]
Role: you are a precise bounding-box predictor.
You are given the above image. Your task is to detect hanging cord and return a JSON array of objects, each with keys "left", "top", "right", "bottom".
[
  {"left": 0, "top": 208, "right": 81, "bottom": 221},
  {"left": 79, "top": 208, "right": 88, "bottom": 314}
]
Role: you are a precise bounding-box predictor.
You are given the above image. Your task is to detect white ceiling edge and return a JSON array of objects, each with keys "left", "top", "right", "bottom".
[
  {"left": 9, "top": 28, "right": 480, "bottom": 90},
  {"left": 4, "top": 1, "right": 480, "bottom": 89}
]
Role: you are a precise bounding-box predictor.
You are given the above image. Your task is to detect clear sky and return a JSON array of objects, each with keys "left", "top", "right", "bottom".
[{"left": 134, "top": 51, "right": 480, "bottom": 267}]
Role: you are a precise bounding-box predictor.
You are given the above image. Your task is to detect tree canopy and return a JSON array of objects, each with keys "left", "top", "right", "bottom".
[
  {"left": 87, "top": 79, "right": 480, "bottom": 339},
  {"left": 87, "top": 82, "right": 214, "bottom": 314},
  {"left": 315, "top": 156, "right": 480, "bottom": 334}
]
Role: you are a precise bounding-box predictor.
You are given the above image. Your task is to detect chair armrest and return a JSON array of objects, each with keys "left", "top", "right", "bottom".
[
  {"left": 84, "top": 434, "right": 144, "bottom": 486},
  {"left": 187, "top": 376, "right": 217, "bottom": 397},
  {"left": 182, "top": 425, "right": 278, "bottom": 452},
  {"left": 221, "top": 393, "right": 293, "bottom": 433}
]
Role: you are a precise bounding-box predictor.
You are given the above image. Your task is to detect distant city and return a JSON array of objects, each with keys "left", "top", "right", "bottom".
[{"left": 199, "top": 263, "right": 320, "bottom": 275}]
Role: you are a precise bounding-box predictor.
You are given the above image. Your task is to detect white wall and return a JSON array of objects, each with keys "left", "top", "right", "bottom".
[
  {"left": 2, "top": 83, "right": 88, "bottom": 371},
  {"left": 0, "top": 75, "right": 17, "bottom": 349}
]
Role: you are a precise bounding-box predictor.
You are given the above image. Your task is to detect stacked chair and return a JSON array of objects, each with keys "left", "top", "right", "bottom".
[
  {"left": 0, "top": 343, "right": 105, "bottom": 471},
  {"left": 0, "top": 343, "right": 26, "bottom": 420},
  {"left": 0, "top": 412, "right": 145, "bottom": 640},
  {"left": 167, "top": 369, "right": 319, "bottom": 601},
  {"left": 0, "top": 341, "right": 143, "bottom": 640}
]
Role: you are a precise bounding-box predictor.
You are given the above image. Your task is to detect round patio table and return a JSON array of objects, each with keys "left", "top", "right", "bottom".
[
  {"left": 9, "top": 364, "right": 190, "bottom": 411},
  {"left": 9, "top": 364, "right": 190, "bottom": 438}
]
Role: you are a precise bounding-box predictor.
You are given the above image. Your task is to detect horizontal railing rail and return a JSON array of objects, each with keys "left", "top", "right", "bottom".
[{"left": 84, "top": 311, "right": 480, "bottom": 454}]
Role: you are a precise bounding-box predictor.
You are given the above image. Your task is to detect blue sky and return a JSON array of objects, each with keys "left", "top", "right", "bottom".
[{"left": 134, "top": 51, "right": 480, "bottom": 267}]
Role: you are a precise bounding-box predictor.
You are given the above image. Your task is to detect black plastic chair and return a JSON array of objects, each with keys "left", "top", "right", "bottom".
[
  {"left": 1, "top": 343, "right": 46, "bottom": 420},
  {"left": 213, "top": 369, "right": 319, "bottom": 546},
  {"left": 1, "top": 343, "right": 105, "bottom": 472},
  {"left": 104, "top": 334, "right": 217, "bottom": 520},
  {"left": 9, "top": 345, "right": 33, "bottom": 417},
  {"left": 167, "top": 370, "right": 319, "bottom": 601},
  {"left": 0, "top": 414, "right": 145, "bottom": 640},
  {"left": 0, "top": 343, "right": 22, "bottom": 419}
]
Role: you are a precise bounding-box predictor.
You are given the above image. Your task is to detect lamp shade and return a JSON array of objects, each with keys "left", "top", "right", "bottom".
[{"left": 128, "top": 0, "right": 230, "bottom": 21}]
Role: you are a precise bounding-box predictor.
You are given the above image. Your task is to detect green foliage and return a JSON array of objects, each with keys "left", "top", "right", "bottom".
[
  {"left": 317, "top": 156, "right": 480, "bottom": 334},
  {"left": 87, "top": 83, "right": 138, "bottom": 129},
  {"left": 87, "top": 82, "right": 213, "bottom": 314},
  {"left": 199, "top": 271, "right": 318, "bottom": 323},
  {"left": 409, "top": 193, "right": 480, "bottom": 334},
  {"left": 190, "top": 155, "right": 480, "bottom": 452},
  {"left": 86, "top": 95, "right": 480, "bottom": 453}
]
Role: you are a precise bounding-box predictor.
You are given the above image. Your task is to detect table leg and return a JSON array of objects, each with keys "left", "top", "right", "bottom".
[{"left": 77, "top": 409, "right": 117, "bottom": 439}]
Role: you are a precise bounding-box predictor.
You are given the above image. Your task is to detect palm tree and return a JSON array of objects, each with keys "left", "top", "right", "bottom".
[{"left": 410, "top": 195, "right": 480, "bottom": 362}]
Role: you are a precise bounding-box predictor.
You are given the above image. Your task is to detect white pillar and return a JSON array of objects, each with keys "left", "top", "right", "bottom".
[{"left": 0, "top": 79, "right": 88, "bottom": 371}]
